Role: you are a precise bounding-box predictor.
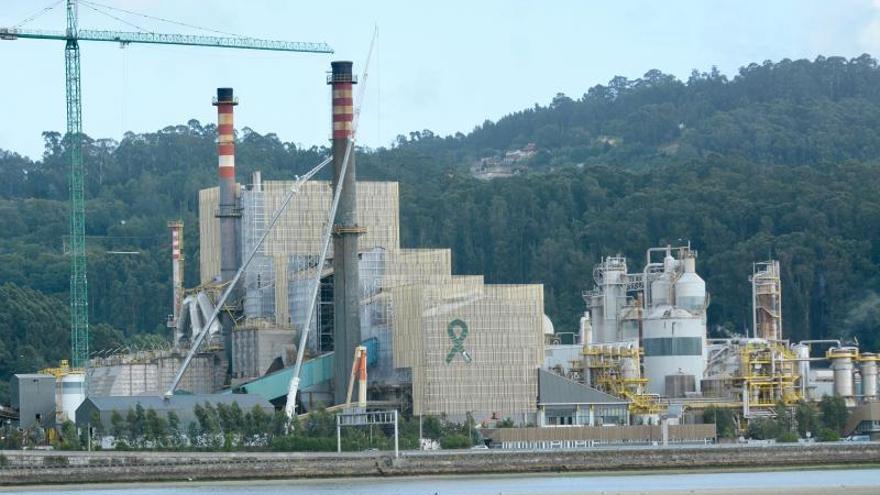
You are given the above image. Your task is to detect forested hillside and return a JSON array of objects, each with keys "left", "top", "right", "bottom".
[{"left": 2, "top": 55, "right": 880, "bottom": 402}]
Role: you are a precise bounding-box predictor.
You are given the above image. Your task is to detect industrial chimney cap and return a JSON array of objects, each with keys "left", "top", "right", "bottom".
[
  {"left": 328, "top": 61, "right": 357, "bottom": 84},
  {"left": 213, "top": 87, "right": 238, "bottom": 105}
]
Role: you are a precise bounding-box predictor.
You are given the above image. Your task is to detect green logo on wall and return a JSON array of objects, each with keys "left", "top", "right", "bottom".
[{"left": 445, "top": 319, "right": 472, "bottom": 364}]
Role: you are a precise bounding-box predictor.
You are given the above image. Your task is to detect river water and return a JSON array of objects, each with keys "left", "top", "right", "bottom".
[{"left": 3, "top": 468, "right": 879, "bottom": 495}]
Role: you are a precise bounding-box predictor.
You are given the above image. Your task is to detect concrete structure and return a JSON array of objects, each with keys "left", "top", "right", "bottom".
[
  {"left": 213, "top": 87, "right": 241, "bottom": 375},
  {"left": 6, "top": 443, "right": 880, "bottom": 485},
  {"left": 88, "top": 350, "right": 223, "bottom": 396},
  {"left": 10, "top": 374, "right": 55, "bottom": 428},
  {"left": 232, "top": 322, "right": 296, "bottom": 379},
  {"left": 328, "top": 61, "right": 363, "bottom": 405},
  {"left": 75, "top": 394, "right": 273, "bottom": 431}
]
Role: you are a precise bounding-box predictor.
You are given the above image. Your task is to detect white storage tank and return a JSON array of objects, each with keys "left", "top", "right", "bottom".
[
  {"left": 828, "top": 347, "right": 858, "bottom": 400},
  {"left": 861, "top": 353, "right": 878, "bottom": 400},
  {"left": 60, "top": 373, "right": 86, "bottom": 422},
  {"left": 674, "top": 255, "right": 706, "bottom": 314},
  {"left": 651, "top": 275, "right": 672, "bottom": 307},
  {"left": 642, "top": 307, "right": 706, "bottom": 396}
]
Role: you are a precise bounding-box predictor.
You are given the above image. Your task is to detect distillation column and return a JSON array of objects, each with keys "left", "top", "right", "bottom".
[
  {"left": 213, "top": 87, "right": 241, "bottom": 375},
  {"left": 328, "top": 61, "right": 364, "bottom": 404},
  {"left": 751, "top": 260, "right": 782, "bottom": 340}
]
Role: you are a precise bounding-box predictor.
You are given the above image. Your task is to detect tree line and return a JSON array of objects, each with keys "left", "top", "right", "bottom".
[{"left": 0, "top": 401, "right": 483, "bottom": 452}]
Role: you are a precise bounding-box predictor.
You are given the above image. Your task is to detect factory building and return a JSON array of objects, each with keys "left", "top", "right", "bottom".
[
  {"left": 189, "top": 60, "right": 548, "bottom": 421},
  {"left": 9, "top": 374, "right": 56, "bottom": 428},
  {"left": 575, "top": 244, "right": 880, "bottom": 424},
  {"left": 199, "top": 177, "right": 546, "bottom": 421}
]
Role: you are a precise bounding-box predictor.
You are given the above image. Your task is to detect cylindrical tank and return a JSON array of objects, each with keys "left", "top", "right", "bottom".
[
  {"left": 674, "top": 256, "right": 706, "bottom": 314},
  {"left": 579, "top": 313, "right": 592, "bottom": 345},
  {"left": 861, "top": 353, "right": 878, "bottom": 400},
  {"left": 828, "top": 347, "right": 858, "bottom": 399},
  {"left": 60, "top": 373, "right": 86, "bottom": 422},
  {"left": 621, "top": 354, "right": 640, "bottom": 381},
  {"left": 665, "top": 374, "right": 696, "bottom": 398},
  {"left": 651, "top": 275, "right": 672, "bottom": 307},
  {"left": 642, "top": 307, "right": 706, "bottom": 396},
  {"left": 793, "top": 344, "right": 811, "bottom": 397}
]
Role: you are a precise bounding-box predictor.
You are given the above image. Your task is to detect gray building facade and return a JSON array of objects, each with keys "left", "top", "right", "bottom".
[{"left": 10, "top": 374, "right": 56, "bottom": 428}]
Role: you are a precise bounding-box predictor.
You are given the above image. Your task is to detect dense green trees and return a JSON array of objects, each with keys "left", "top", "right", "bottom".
[
  {"left": 703, "top": 406, "right": 736, "bottom": 438},
  {"left": 1, "top": 55, "right": 880, "bottom": 403},
  {"left": 88, "top": 402, "right": 470, "bottom": 452}
]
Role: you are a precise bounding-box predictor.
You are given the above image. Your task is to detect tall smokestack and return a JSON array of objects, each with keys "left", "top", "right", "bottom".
[
  {"left": 213, "top": 87, "right": 240, "bottom": 376},
  {"left": 214, "top": 87, "right": 239, "bottom": 283},
  {"left": 329, "top": 61, "right": 363, "bottom": 405}
]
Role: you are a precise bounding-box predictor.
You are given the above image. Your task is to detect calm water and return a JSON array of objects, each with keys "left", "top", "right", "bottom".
[{"left": 3, "top": 468, "right": 879, "bottom": 495}]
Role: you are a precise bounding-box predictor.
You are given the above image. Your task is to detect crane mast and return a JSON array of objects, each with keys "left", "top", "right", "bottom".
[
  {"left": 2, "top": 0, "right": 332, "bottom": 373},
  {"left": 64, "top": 0, "right": 88, "bottom": 369}
]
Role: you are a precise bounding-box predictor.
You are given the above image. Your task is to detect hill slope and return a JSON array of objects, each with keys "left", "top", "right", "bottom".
[{"left": 2, "top": 55, "right": 880, "bottom": 403}]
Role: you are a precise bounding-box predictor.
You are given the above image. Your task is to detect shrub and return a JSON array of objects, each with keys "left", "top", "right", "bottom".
[
  {"left": 0, "top": 453, "right": 8, "bottom": 468},
  {"left": 747, "top": 418, "right": 779, "bottom": 440},
  {"left": 440, "top": 434, "right": 471, "bottom": 449},
  {"left": 817, "top": 427, "right": 840, "bottom": 442},
  {"left": 776, "top": 431, "right": 799, "bottom": 443}
]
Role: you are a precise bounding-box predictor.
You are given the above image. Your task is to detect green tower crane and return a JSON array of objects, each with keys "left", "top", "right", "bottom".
[{"left": 1, "top": 0, "right": 332, "bottom": 370}]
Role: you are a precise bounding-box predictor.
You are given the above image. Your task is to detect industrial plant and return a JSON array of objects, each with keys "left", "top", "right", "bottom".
[{"left": 3, "top": 2, "right": 880, "bottom": 453}]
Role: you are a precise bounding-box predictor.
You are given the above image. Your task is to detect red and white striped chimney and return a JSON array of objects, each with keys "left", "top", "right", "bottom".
[
  {"left": 331, "top": 71, "right": 354, "bottom": 140},
  {"left": 213, "top": 87, "right": 239, "bottom": 284}
]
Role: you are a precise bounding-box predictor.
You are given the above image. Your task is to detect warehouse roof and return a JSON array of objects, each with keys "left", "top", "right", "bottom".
[
  {"left": 538, "top": 369, "right": 628, "bottom": 405},
  {"left": 81, "top": 394, "right": 272, "bottom": 412}
]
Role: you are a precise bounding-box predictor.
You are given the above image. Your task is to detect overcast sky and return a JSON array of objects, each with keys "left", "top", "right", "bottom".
[{"left": 2, "top": 0, "right": 880, "bottom": 160}]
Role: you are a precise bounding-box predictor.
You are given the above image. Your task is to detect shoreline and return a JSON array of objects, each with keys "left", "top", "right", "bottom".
[
  {"left": 1, "top": 444, "right": 880, "bottom": 486},
  {"left": 4, "top": 464, "right": 880, "bottom": 491}
]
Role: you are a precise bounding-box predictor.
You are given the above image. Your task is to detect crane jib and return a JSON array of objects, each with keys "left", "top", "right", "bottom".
[{"left": 0, "top": 28, "right": 334, "bottom": 54}]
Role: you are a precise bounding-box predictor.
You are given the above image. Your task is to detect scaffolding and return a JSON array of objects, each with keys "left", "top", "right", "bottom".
[
  {"left": 200, "top": 181, "right": 400, "bottom": 286},
  {"left": 199, "top": 179, "right": 545, "bottom": 418},
  {"left": 740, "top": 341, "right": 802, "bottom": 411},
  {"left": 751, "top": 260, "right": 782, "bottom": 341},
  {"left": 580, "top": 345, "right": 662, "bottom": 415},
  {"left": 392, "top": 280, "right": 545, "bottom": 420}
]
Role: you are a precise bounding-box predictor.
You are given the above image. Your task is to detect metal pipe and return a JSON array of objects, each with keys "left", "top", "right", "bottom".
[{"left": 798, "top": 339, "right": 842, "bottom": 348}]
